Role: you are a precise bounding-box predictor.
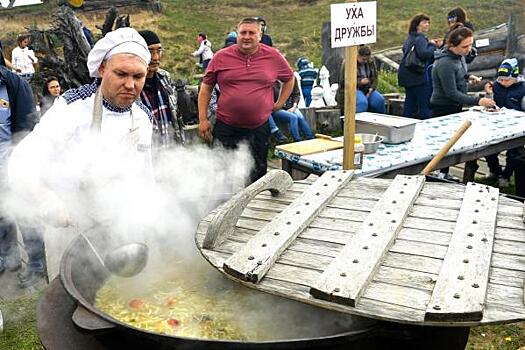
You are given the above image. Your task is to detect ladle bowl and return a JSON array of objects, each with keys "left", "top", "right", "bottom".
[
  {"left": 80, "top": 232, "right": 148, "bottom": 278},
  {"left": 104, "top": 242, "right": 149, "bottom": 277}
]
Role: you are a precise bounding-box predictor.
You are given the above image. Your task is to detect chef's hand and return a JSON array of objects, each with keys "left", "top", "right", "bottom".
[
  {"left": 198, "top": 119, "right": 213, "bottom": 144},
  {"left": 42, "top": 198, "right": 74, "bottom": 227}
]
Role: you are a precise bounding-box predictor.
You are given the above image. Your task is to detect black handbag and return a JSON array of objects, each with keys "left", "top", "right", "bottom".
[{"left": 403, "top": 45, "right": 426, "bottom": 74}]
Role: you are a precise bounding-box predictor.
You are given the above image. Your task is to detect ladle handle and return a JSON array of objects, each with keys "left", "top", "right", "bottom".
[
  {"left": 79, "top": 231, "right": 106, "bottom": 268},
  {"left": 421, "top": 119, "right": 472, "bottom": 176},
  {"left": 203, "top": 170, "right": 293, "bottom": 249}
]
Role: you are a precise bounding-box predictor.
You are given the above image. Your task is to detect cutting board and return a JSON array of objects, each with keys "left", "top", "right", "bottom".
[{"left": 276, "top": 138, "right": 343, "bottom": 156}]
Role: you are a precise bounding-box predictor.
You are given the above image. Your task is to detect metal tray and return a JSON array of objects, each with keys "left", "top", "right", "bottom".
[{"left": 354, "top": 113, "right": 418, "bottom": 144}]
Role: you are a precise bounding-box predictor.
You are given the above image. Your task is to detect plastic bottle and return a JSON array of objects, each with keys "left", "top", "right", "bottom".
[{"left": 353, "top": 135, "right": 364, "bottom": 169}]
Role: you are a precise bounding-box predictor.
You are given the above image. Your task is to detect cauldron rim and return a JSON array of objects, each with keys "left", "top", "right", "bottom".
[{"left": 59, "top": 234, "right": 380, "bottom": 347}]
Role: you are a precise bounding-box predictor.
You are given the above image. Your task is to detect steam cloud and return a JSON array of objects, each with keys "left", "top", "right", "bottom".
[{"left": 5, "top": 136, "right": 372, "bottom": 340}]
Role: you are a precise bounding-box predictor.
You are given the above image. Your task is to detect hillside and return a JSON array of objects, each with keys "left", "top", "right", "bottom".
[{"left": 0, "top": 0, "right": 523, "bottom": 81}]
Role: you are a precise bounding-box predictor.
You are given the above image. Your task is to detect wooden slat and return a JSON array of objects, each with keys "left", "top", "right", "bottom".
[
  {"left": 425, "top": 182, "right": 499, "bottom": 322},
  {"left": 382, "top": 252, "right": 443, "bottom": 275},
  {"left": 492, "top": 252, "right": 525, "bottom": 272},
  {"left": 255, "top": 277, "right": 427, "bottom": 323},
  {"left": 489, "top": 267, "right": 525, "bottom": 289},
  {"left": 310, "top": 175, "right": 425, "bottom": 307},
  {"left": 223, "top": 170, "right": 354, "bottom": 282}
]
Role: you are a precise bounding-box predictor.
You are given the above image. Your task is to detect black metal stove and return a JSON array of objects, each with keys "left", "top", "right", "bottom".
[
  {"left": 37, "top": 278, "right": 109, "bottom": 350},
  {"left": 38, "top": 279, "right": 471, "bottom": 350}
]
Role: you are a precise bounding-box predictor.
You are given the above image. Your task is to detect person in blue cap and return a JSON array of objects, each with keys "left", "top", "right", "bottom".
[
  {"left": 483, "top": 58, "right": 525, "bottom": 187},
  {"left": 224, "top": 31, "right": 237, "bottom": 48},
  {"left": 296, "top": 57, "right": 317, "bottom": 107}
]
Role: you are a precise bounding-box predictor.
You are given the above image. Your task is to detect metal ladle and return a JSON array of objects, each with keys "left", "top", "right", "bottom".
[{"left": 79, "top": 232, "right": 148, "bottom": 278}]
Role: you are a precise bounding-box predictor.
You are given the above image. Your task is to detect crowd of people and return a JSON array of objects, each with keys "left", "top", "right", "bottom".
[{"left": 0, "top": 7, "right": 524, "bottom": 291}]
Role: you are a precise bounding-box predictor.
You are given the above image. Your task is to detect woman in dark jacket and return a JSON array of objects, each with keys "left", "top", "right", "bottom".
[
  {"left": 39, "top": 76, "right": 61, "bottom": 117},
  {"left": 398, "top": 14, "right": 440, "bottom": 119},
  {"left": 430, "top": 26, "right": 492, "bottom": 180},
  {"left": 430, "top": 26, "right": 494, "bottom": 117}
]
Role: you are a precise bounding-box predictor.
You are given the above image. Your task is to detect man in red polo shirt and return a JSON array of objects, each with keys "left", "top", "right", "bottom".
[{"left": 198, "top": 17, "right": 294, "bottom": 183}]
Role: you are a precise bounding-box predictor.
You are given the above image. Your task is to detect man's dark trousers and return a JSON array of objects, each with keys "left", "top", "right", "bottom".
[{"left": 213, "top": 119, "right": 270, "bottom": 184}]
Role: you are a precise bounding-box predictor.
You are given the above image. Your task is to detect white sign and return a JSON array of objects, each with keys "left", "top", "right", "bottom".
[
  {"left": 475, "top": 38, "right": 490, "bottom": 48},
  {"left": 331, "top": 2, "right": 377, "bottom": 48}
]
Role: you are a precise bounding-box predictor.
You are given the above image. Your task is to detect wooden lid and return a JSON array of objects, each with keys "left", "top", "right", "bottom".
[{"left": 196, "top": 170, "right": 525, "bottom": 326}]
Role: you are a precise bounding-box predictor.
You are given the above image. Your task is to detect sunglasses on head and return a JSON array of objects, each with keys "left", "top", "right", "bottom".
[{"left": 448, "top": 16, "right": 457, "bottom": 23}]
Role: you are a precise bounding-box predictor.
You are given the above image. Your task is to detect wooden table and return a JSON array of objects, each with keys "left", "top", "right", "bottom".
[
  {"left": 276, "top": 109, "right": 525, "bottom": 182},
  {"left": 196, "top": 170, "right": 525, "bottom": 326}
]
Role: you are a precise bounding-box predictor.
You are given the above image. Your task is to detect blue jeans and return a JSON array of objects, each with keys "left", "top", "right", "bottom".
[
  {"left": 0, "top": 218, "right": 20, "bottom": 270},
  {"left": 356, "top": 89, "right": 385, "bottom": 113},
  {"left": 202, "top": 59, "right": 211, "bottom": 71},
  {"left": 268, "top": 115, "right": 279, "bottom": 133},
  {"left": 19, "top": 222, "right": 45, "bottom": 272},
  {"left": 0, "top": 217, "right": 45, "bottom": 272},
  {"left": 404, "top": 83, "right": 432, "bottom": 119},
  {"left": 302, "top": 86, "right": 313, "bottom": 107},
  {"left": 272, "top": 108, "right": 314, "bottom": 142}
]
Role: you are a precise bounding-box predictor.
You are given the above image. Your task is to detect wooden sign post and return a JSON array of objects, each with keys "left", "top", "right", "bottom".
[
  {"left": 343, "top": 44, "right": 357, "bottom": 169},
  {"left": 330, "top": 1, "right": 377, "bottom": 169}
]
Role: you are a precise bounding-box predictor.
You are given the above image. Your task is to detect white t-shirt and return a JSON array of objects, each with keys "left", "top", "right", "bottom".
[{"left": 11, "top": 46, "right": 38, "bottom": 74}]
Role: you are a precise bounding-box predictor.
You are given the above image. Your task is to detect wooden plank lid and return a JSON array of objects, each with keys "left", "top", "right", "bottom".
[{"left": 196, "top": 172, "right": 525, "bottom": 326}]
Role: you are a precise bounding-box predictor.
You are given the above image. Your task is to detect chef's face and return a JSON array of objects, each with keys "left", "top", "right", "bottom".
[{"left": 98, "top": 54, "right": 147, "bottom": 108}]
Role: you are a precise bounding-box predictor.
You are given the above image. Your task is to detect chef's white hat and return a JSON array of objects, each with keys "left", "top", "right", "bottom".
[{"left": 87, "top": 27, "right": 151, "bottom": 78}]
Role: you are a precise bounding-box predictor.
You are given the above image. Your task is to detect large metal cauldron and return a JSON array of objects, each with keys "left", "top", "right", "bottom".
[{"left": 59, "top": 233, "right": 384, "bottom": 350}]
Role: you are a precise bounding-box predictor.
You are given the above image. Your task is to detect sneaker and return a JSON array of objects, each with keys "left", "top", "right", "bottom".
[
  {"left": 3, "top": 254, "right": 21, "bottom": 272},
  {"left": 272, "top": 130, "right": 288, "bottom": 144},
  {"left": 440, "top": 173, "right": 460, "bottom": 182},
  {"left": 497, "top": 177, "right": 510, "bottom": 188},
  {"left": 17, "top": 269, "right": 47, "bottom": 289}
]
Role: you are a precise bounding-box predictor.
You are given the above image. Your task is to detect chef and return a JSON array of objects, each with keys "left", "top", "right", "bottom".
[{"left": 8, "top": 27, "right": 153, "bottom": 227}]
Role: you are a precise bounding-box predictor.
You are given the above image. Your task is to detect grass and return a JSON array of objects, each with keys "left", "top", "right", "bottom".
[
  {"left": 467, "top": 323, "right": 525, "bottom": 350},
  {"left": 0, "top": 293, "right": 44, "bottom": 350},
  {"left": 475, "top": 174, "right": 517, "bottom": 196}
]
